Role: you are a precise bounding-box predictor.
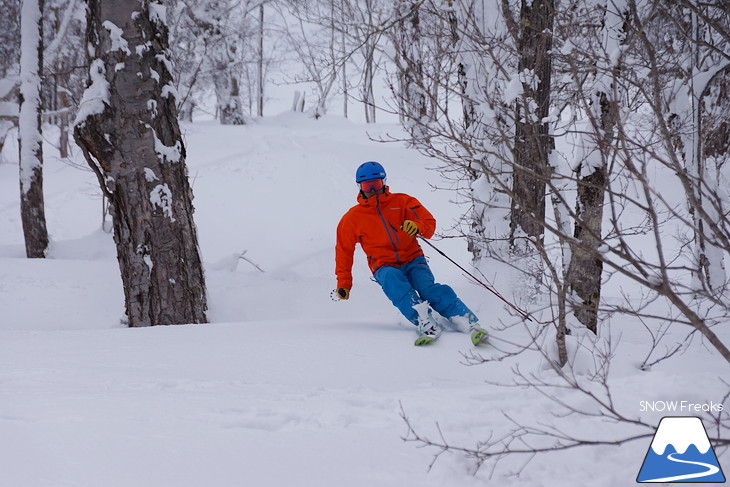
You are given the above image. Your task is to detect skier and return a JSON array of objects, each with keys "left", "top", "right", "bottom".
[{"left": 334, "top": 161, "right": 488, "bottom": 346}]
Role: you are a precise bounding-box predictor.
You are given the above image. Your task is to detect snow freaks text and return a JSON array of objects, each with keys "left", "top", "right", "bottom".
[{"left": 639, "top": 401, "right": 724, "bottom": 413}]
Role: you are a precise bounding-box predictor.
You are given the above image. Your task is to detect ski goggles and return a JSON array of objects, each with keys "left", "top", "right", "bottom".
[{"left": 359, "top": 178, "right": 385, "bottom": 193}]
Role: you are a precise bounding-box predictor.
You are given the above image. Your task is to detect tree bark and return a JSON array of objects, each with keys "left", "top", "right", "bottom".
[
  {"left": 566, "top": 3, "right": 626, "bottom": 333},
  {"left": 74, "top": 0, "right": 208, "bottom": 327},
  {"left": 692, "top": 49, "right": 729, "bottom": 292},
  {"left": 18, "top": 0, "right": 49, "bottom": 258},
  {"left": 362, "top": 4, "right": 376, "bottom": 124},
  {"left": 394, "top": 0, "right": 427, "bottom": 141},
  {"left": 568, "top": 151, "right": 607, "bottom": 333},
  {"left": 509, "top": 0, "right": 555, "bottom": 248},
  {"left": 257, "top": 4, "right": 264, "bottom": 118},
  {"left": 215, "top": 71, "right": 245, "bottom": 125}
]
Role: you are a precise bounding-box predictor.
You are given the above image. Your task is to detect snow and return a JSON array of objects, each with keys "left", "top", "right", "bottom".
[
  {"left": 144, "top": 167, "right": 158, "bottom": 182},
  {"left": 73, "top": 59, "right": 110, "bottom": 128},
  {"left": 149, "top": 183, "right": 175, "bottom": 221},
  {"left": 0, "top": 76, "right": 18, "bottom": 99},
  {"left": 150, "top": 125, "right": 181, "bottom": 163},
  {"left": 0, "top": 113, "right": 728, "bottom": 486},
  {"left": 155, "top": 53, "right": 174, "bottom": 74},
  {"left": 161, "top": 83, "right": 178, "bottom": 101},
  {"left": 0, "top": 101, "right": 18, "bottom": 118},
  {"left": 148, "top": 1, "right": 168, "bottom": 27},
  {"left": 102, "top": 20, "right": 131, "bottom": 55},
  {"left": 504, "top": 75, "right": 523, "bottom": 105},
  {"left": 18, "top": 0, "right": 43, "bottom": 192},
  {"left": 147, "top": 99, "right": 158, "bottom": 116},
  {"left": 135, "top": 42, "right": 151, "bottom": 57}
]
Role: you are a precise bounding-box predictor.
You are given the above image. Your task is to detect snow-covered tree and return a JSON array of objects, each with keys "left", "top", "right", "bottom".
[
  {"left": 508, "top": 0, "right": 555, "bottom": 255},
  {"left": 198, "top": 0, "right": 246, "bottom": 124},
  {"left": 43, "top": 0, "right": 86, "bottom": 158},
  {"left": 74, "top": 0, "right": 208, "bottom": 327},
  {"left": 338, "top": 0, "right": 389, "bottom": 123},
  {"left": 560, "top": 0, "right": 628, "bottom": 333},
  {"left": 18, "top": 0, "right": 49, "bottom": 258},
  {"left": 0, "top": 0, "right": 21, "bottom": 156},
  {"left": 165, "top": 0, "right": 276, "bottom": 122},
  {"left": 390, "top": 0, "right": 428, "bottom": 141},
  {"left": 661, "top": 1, "right": 728, "bottom": 294},
  {"left": 374, "top": 0, "right": 730, "bottom": 365},
  {"left": 170, "top": 0, "right": 249, "bottom": 124},
  {"left": 0, "top": 0, "right": 22, "bottom": 79},
  {"left": 273, "top": 0, "right": 346, "bottom": 119}
]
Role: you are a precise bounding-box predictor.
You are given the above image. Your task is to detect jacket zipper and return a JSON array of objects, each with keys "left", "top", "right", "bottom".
[{"left": 375, "top": 195, "right": 401, "bottom": 265}]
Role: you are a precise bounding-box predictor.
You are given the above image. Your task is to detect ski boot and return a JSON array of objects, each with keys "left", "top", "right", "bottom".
[{"left": 415, "top": 317, "right": 442, "bottom": 346}]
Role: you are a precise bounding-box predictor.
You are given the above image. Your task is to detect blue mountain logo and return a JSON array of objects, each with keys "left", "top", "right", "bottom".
[{"left": 637, "top": 416, "right": 726, "bottom": 483}]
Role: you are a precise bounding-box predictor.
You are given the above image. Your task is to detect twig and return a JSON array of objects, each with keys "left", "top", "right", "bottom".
[{"left": 239, "top": 250, "right": 265, "bottom": 272}]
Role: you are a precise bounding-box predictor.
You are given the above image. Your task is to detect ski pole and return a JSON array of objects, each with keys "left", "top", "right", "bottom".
[{"left": 417, "top": 235, "right": 534, "bottom": 322}]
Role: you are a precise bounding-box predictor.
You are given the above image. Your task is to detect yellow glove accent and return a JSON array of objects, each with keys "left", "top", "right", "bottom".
[
  {"left": 336, "top": 288, "right": 350, "bottom": 300},
  {"left": 401, "top": 220, "right": 419, "bottom": 236}
]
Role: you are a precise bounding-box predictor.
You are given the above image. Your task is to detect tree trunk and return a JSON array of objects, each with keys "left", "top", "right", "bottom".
[
  {"left": 692, "top": 29, "right": 728, "bottom": 293},
  {"left": 394, "top": 0, "right": 427, "bottom": 142},
  {"left": 509, "top": 0, "right": 554, "bottom": 248},
  {"left": 566, "top": 3, "right": 626, "bottom": 333},
  {"left": 257, "top": 4, "right": 264, "bottom": 118},
  {"left": 341, "top": 20, "right": 347, "bottom": 119},
  {"left": 74, "top": 0, "right": 208, "bottom": 327},
  {"left": 58, "top": 80, "right": 70, "bottom": 159},
  {"left": 215, "top": 69, "right": 245, "bottom": 125},
  {"left": 18, "top": 0, "right": 49, "bottom": 258},
  {"left": 568, "top": 149, "right": 607, "bottom": 333},
  {"left": 362, "top": 6, "right": 376, "bottom": 124},
  {"left": 446, "top": 0, "right": 474, "bottom": 129}
]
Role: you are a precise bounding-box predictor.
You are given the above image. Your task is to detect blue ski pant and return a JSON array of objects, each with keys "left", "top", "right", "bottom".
[{"left": 374, "top": 256, "right": 478, "bottom": 326}]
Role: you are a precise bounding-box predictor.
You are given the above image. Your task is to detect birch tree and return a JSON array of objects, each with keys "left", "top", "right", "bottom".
[
  {"left": 74, "top": 0, "right": 208, "bottom": 327},
  {"left": 18, "top": 0, "right": 49, "bottom": 258}
]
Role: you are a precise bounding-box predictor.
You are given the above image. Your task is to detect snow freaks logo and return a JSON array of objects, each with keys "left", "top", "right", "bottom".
[{"left": 637, "top": 417, "right": 726, "bottom": 483}]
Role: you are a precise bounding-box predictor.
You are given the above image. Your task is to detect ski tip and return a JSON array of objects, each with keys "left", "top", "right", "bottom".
[
  {"left": 414, "top": 336, "right": 436, "bottom": 346},
  {"left": 470, "top": 329, "right": 489, "bottom": 346}
]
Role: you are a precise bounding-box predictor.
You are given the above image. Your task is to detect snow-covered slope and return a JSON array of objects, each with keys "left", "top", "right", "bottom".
[{"left": 0, "top": 114, "right": 727, "bottom": 486}]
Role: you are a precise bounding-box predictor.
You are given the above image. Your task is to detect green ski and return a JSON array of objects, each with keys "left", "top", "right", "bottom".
[
  {"left": 414, "top": 335, "right": 437, "bottom": 346},
  {"left": 470, "top": 327, "right": 489, "bottom": 346}
]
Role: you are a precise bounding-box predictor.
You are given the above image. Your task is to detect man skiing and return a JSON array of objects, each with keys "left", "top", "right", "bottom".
[{"left": 334, "top": 161, "right": 488, "bottom": 346}]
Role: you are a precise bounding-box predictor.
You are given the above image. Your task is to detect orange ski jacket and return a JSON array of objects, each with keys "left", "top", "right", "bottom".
[{"left": 335, "top": 188, "right": 436, "bottom": 289}]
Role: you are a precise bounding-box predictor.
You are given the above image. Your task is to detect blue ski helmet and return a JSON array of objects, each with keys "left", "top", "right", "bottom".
[{"left": 355, "top": 161, "right": 386, "bottom": 183}]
